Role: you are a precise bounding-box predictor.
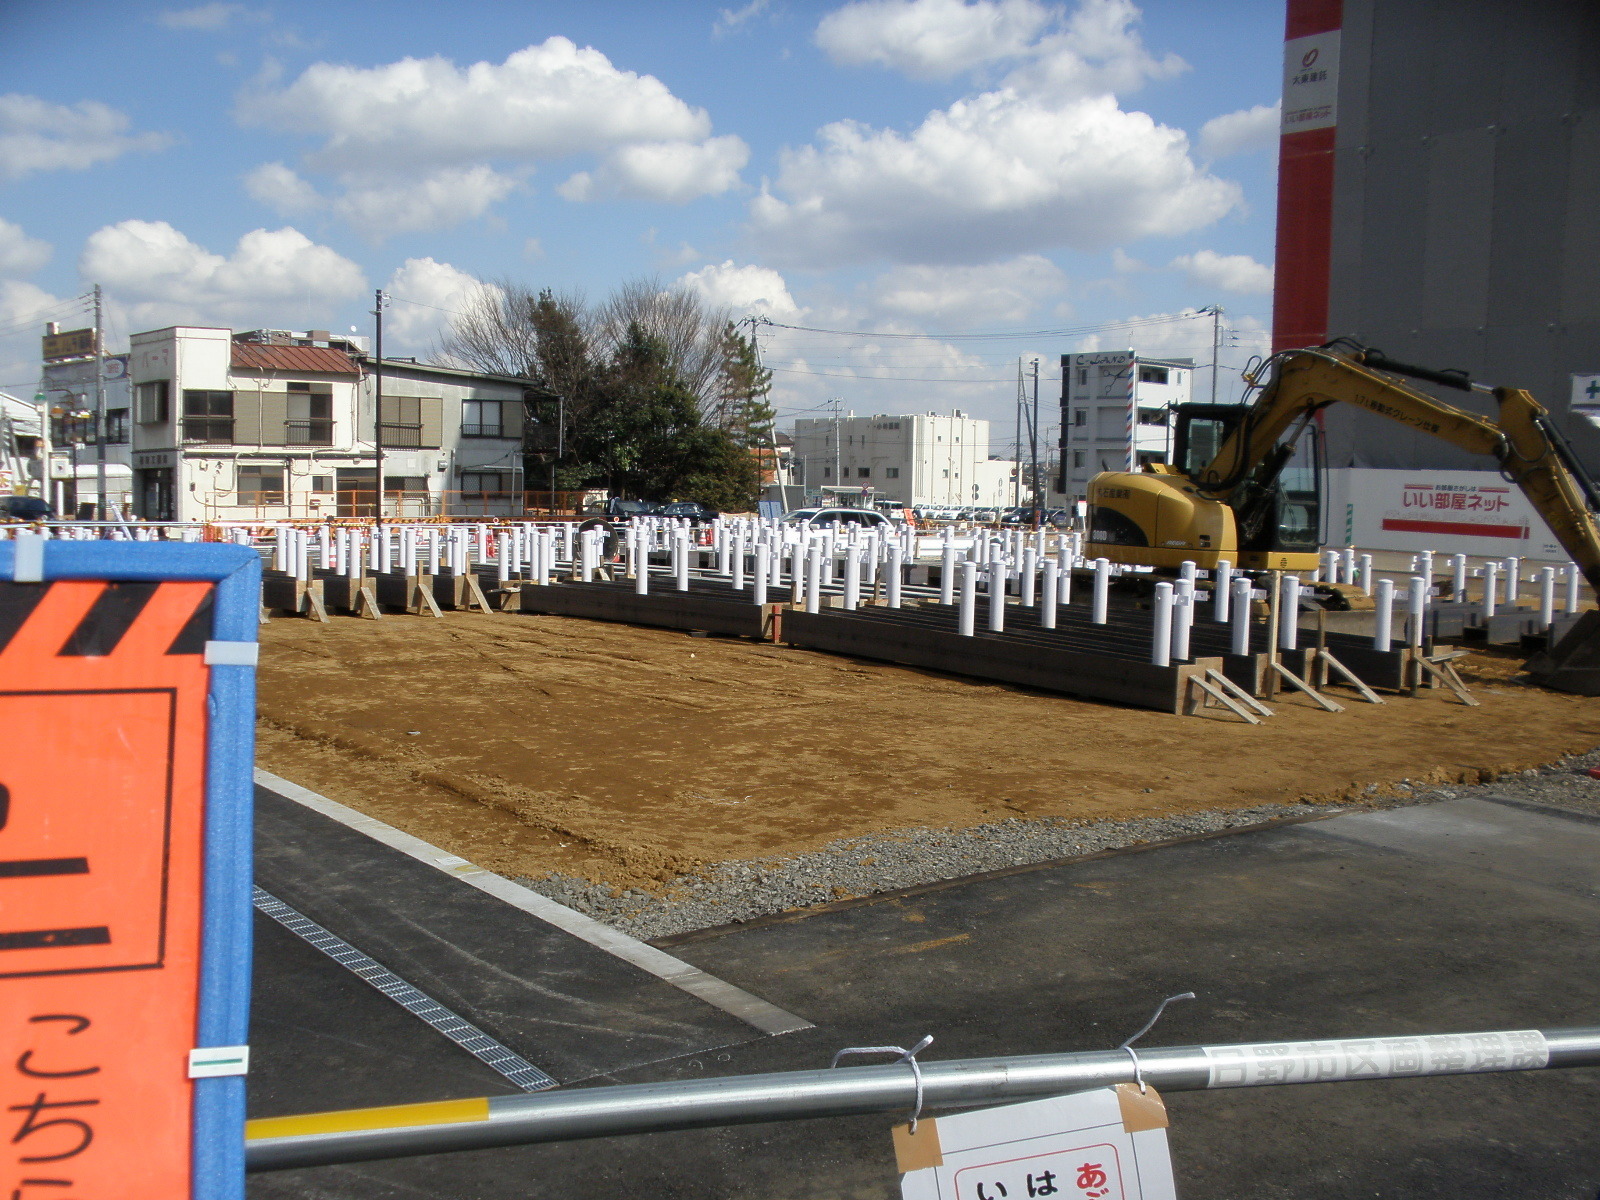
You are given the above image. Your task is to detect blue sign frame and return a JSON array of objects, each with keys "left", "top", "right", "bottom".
[{"left": 0, "top": 539, "right": 260, "bottom": 1200}]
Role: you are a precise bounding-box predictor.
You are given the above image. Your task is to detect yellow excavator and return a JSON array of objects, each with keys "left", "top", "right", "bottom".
[{"left": 1085, "top": 342, "right": 1600, "bottom": 694}]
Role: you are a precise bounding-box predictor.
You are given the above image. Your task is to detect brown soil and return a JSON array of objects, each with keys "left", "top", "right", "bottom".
[{"left": 255, "top": 612, "right": 1600, "bottom": 890}]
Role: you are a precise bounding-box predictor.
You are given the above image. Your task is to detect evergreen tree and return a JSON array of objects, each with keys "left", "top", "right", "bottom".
[{"left": 714, "top": 322, "right": 775, "bottom": 449}]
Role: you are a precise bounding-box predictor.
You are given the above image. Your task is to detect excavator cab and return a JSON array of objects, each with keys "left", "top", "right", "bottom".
[{"left": 1171, "top": 403, "right": 1322, "bottom": 562}]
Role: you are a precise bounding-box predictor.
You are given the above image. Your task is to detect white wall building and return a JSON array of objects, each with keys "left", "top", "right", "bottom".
[
  {"left": 124, "top": 326, "right": 530, "bottom": 522},
  {"left": 789, "top": 410, "right": 1019, "bottom": 509},
  {"left": 1057, "top": 352, "right": 1195, "bottom": 499}
]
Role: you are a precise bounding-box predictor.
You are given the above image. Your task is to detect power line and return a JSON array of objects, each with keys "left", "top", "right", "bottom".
[{"left": 757, "top": 311, "right": 1209, "bottom": 343}]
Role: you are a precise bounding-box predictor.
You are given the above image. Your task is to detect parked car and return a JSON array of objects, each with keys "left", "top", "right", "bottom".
[
  {"left": 2, "top": 496, "right": 51, "bottom": 521},
  {"left": 782, "top": 507, "right": 894, "bottom": 530},
  {"left": 657, "top": 500, "right": 719, "bottom": 521}
]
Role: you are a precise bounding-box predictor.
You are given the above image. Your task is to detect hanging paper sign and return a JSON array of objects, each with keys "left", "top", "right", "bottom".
[{"left": 899, "top": 1085, "right": 1177, "bottom": 1200}]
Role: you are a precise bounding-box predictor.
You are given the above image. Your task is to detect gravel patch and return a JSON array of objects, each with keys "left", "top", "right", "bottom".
[{"left": 514, "top": 745, "right": 1600, "bottom": 942}]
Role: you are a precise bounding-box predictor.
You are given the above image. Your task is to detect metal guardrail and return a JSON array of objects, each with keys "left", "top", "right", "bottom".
[{"left": 244, "top": 1024, "right": 1600, "bottom": 1172}]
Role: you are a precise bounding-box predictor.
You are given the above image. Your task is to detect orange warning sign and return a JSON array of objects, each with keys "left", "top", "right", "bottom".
[{"left": 0, "top": 580, "right": 212, "bottom": 1197}]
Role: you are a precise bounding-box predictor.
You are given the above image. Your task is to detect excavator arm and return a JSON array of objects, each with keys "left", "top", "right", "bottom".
[{"left": 1199, "top": 347, "right": 1600, "bottom": 596}]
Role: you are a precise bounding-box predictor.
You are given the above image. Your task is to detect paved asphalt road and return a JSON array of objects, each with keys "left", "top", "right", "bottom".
[{"left": 248, "top": 791, "right": 1600, "bottom": 1200}]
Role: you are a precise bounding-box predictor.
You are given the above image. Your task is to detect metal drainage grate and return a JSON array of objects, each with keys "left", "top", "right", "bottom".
[{"left": 253, "top": 886, "right": 557, "bottom": 1093}]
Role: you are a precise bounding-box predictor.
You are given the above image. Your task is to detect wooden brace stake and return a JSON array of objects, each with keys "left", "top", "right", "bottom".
[
  {"left": 1311, "top": 648, "right": 1383, "bottom": 704},
  {"left": 1205, "top": 668, "right": 1274, "bottom": 717},
  {"left": 1270, "top": 661, "right": 1344, "bottom": 712},
  {"left": 1185, "top": 674, "right": 1262, "bottom": 724},
  {"left": 355, "top": 586, "right": 383, "bottom": 620},
  {"left": 1413, "top": 653, "right": 1479, "bottom": 706}
]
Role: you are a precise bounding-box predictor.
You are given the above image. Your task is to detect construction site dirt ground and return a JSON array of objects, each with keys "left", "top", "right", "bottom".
[{"left": 255, "top": 611, "right": 1600, "bottom": 894}]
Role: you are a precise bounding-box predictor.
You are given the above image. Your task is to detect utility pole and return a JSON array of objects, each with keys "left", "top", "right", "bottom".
[
  {"left": 1030, "top": 357, "right": 1041, "bottom": 527},
  {"left": 1013, "top": 360, "right": 1025, "bottom": 510},
  {"left": 831, "top": 397, "right": 842, "bottom": 498},
  {"left": 1207, "top": 305, "right": 1224, "bottom": 404},
  {"left": 372, "top": 289, "right": 387, "bottom": 526},
  {"left": 548, "top": 393, "right": 564, "bottom": 515},
  {"left": 92, "top": 284, "right": 106, "bottom": 521}
]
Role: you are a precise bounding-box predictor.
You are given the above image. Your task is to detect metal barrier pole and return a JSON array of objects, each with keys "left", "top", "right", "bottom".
[{"left": 246, "top": 1025, "right": 1600, "bottom": 1172}]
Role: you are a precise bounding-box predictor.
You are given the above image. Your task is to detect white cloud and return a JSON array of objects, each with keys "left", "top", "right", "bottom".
[
  {"left": 235, "top": 37, "right": 745, "bottom": 234},
  {"left": 675, "top": 261, "right": 802, "bottom": 319},
  {"left": 559, "top": 136, "right": 748, "bottom": 204},
  {"left": 0, "top": 218, "right": 51, "bottom": 276},
  {"left": 816, "top": 0, "right": 1182, "bottom": 96},
  {"left": 869, "top": 254, "right": 1066, "bottom": 325},
  {"left": 334, "top": 167, "right": 519, "bottom": 236},
  {"left": 238, "top": 38, "right": 713, "bottom": 172},
  {"left": 1198, "top": 102, "right": 1279, "bottom": 160},
  {"left": 384, "top": 258, "right": 484, "bottom": 349},
  {"left": 79, "top": 220, "right": 366, "bottom": 328},
  {"left": 0, "top": 94, "right": 169, "bottom": 183},
  {"left": 242, "top": 161, "right": 324, "bottom": 214},
  {"left": 714, "top": 0, "right": 771, "bottom": 37},
  {"left": 156, "top": 3, "right": 261, "bottom": 30},
  {"left": 1169, "top": 249, "right": 1273, "bottom": 295},
  {"left": 0, "top": 280, "right": 76, "bottom": 392},
  {"left": 750, "top": 90, "right": 1240, "bottom": 267},
  {"left": 816, "top": 0, "right": 1053, "bottom": 79}
]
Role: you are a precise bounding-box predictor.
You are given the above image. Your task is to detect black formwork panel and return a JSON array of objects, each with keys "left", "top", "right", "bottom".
[
  {"left": 516, "top": 577, "right": 786, "bottom": 638},
  {"left": 779, "top": 602, "right": 1212, "bottom": 713}
]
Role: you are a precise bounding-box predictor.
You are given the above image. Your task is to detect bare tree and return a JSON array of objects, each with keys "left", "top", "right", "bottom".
[
  {"left": 594, "top": 276, "right": 731, "bottom": 416},
  {"left": 433, "top": 278, "right": 542, "bottom": 378}
]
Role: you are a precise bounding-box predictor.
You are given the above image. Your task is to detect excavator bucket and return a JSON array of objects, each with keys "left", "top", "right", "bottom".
[{"left": 1524, "top": 610, "right": 1600, "bottom": 695}]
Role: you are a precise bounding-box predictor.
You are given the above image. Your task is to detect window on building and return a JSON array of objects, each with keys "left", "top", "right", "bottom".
[
  {"left": 1137, "top": 407, "right": 1168, "bottom": 426},
  {"left": 858, "top": 466, "right": 871, "bottom": 478},
  {"left": 462, "top": 399, "right": 504, "bottom": 437},
  {"left": 885, "top": 467, "right": 900, "bottom": 478},
  {"left": 384, "top": 476, "right": 429, "bottom": 495},
  {"left": 1078, "top": 368, "right": 1088, "bottom": 386},
  {"left": 310, "top": 475, "right": 333, "bottom": 492},
  {"left": 1072, "top": 450, "right": 1083, "bottom": 468},
  {"left": 823, "top": 465, "right": 832, "bottom": 478},
  {"left": 286, "top": 381, "right": 333, "bottom": 444},
  {"left": 236, "top": 464, "right": 283, "bottom": 504},
  {"left": 1139, "top": 366, "right": 1170, "bottom": 385},
  {"left": 183, "top": 390, "right": 233, "bottom": 443},
  {"left": 104, "top": 409, "right": 129, "bottom": 444},
  {"left": 135, "top": 380, "right": 169, "bottom": 424},
  {"left": 459, "top": 471, "right": 509, "bottom": 495},
  {"left": 1073, "top": 410, "right": 1087, "bottom": 426},
  {"left": 380, "top": 396, "right": 424, "bottom": 448},
  {"left": 942, "top": 468, "right": 950, "bottom": 478}
]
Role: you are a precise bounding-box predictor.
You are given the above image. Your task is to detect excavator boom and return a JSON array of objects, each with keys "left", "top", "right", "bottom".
[{"left": 1085, "top": 345, "right": 1600, "bottom": 693}]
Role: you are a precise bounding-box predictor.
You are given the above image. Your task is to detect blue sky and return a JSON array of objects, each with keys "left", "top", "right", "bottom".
[{"left": 0, "top": 0, "right": 1286, "bottom": 441}]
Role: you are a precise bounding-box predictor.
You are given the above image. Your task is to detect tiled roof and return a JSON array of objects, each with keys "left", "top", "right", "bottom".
[{"left": 231, "top": 344, "right": 359, "bottom": 375}]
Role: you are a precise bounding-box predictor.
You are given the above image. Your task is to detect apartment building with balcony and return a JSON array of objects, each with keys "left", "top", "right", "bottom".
[{"left": 124, "top": 325, "right": 530, "bottom": 521}]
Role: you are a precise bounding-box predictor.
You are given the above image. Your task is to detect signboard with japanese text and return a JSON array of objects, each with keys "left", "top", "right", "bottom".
[
  {"left": 40, "top": 330, "right": 98, "bottom": 363},
  {"left": 899, "top": 1086, "right": 1176, "bottom": 1200},
  {"left": 0, "top": 540, "right": 259, "bottom": 1200},
  {"left": 1326, "top": 468, "right": 1565, "bottom": 561},
  {"left": 1281, "top": 30, "right": 1340, "bottom": 133}
]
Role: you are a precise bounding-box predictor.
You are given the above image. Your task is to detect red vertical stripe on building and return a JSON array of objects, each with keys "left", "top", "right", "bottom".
[
  {"left": 1272, "top": 0, "right": 1343, "bottom": 353},
  {"left": 1285, "top": 0, "right": 1341, "bottom": 39},
  {"left": 1272, "top": 125, "right": 1338, "bottom": 352}
]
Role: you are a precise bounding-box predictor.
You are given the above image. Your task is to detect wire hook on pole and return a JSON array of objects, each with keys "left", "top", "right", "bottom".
[
  {"left": 830, "top": 1034, "right": 935, "bottom": 1130},
  {"left": 1118, "top": 992, "right": 1196, "bottom": 1093}
]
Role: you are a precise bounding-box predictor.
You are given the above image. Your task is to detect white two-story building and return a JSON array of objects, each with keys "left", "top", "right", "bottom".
[{"left": 124, "top": 326, "right": 531, "bottom": 521}]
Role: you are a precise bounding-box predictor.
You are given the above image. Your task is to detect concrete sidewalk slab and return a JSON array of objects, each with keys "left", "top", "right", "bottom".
[{"left": 249, "top": 796, "right": 1600, "bottom": 1199}]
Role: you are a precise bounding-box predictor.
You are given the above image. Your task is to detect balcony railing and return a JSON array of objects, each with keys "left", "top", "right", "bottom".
[
  {"left": 285, "top": 419, "right": 334, "bottom": 446},
  {"left": 378, "top": 423, "right": 423, "bottom": 448}
]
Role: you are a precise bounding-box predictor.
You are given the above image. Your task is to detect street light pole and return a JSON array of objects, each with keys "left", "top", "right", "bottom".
[
  {"left": 372, "top": 289, "right": 387, "bottom": 526},
  {"left": 92, "top": 284, "right": 106, "bottom": 521}
]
